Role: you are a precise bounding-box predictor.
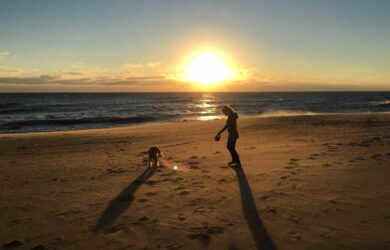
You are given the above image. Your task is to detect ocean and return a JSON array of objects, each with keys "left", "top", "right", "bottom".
[{"left": 0, "top": 92, "right": 389, "bottom": 133}]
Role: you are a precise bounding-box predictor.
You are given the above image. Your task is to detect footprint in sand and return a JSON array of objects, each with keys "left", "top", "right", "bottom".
[
  {"left": 118, "top": 194, "right": 134, "bottom": 201},
  {"left": 151, "top": 218, "right": 159, "bottom": 223},
  {"left": 31, "top": 244, "right": 46, "bottom": 250},
  {"left": 146, "top": 180, "right": 158, "bottom": 185},
  {"left": 103, "top": 223, "right": 129, "bottom": 234},
  {"left": 179, "top": 191, "right": 190, "bottom": 195},
  {"left": 106, "top": 168, "right": 127, "bottom": 174},
  {"left": 259, "top": 194, "right": 269, "bottom": 200},
  {"left": 177, "top": 215, "right": 186, "bottom": 221},
  {"left": 137, "top": 198, "right": 148, "bottom": 203},
  {"left": 187, "top": 225, "right": 225, "bottom": 244},
  {"left": 173, "top": 177, "right": 184, "bottom": 183},
  {"left": 371, "top": 154, "right": 383, "bottom": 160},
  {"left": 136, "top": 151, "right": 148, "bottom": 157},
  {"left": 2, "top": 240, "right": 23, "bottom": 249},
  {"left": 327, "top": 146, "right": 338, "bottom": 152},
  {"left": 189, "top": 161, "right": 200, "bottom": 169},
  {"left": 158, "top": 178, "right": 170, "bottom": 182},
  {"left": 146, "top": 192, "right": 158, "bottom": 196},
  {"left": 290, "top": 170, "right": 300, "bottom": 175},
  {"left": 218, "top": 178, "right": 228, "bottom": 183},
  {"left": 285, "top": 231, "right": 301, "bottom": 242},
  {"left": 263, "top": 206, "right": 277, "bottom": 213},
  {"left": 319, "top": 231, "right": 333, "bottom": 239},
  {"left": 288, "top": 215, "right": 301, "bottom": 223},
  {"left": 161, "top": 173, "right": 174, "bottom": 177},
  {"left": 288, "top": 160, "right": 299, "bottom": 167},
  {"left": 138, "top": 216, "right": 150, "bottom": 223},
  {"left": 194, "top": 207, "right": 207, "bottom": 213}
]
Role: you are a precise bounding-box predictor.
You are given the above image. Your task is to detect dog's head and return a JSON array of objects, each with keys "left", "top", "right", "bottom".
[
  {"left": 149, "top": 146, "right": 163, "bottom": 158},
  {"left": 158, "top": 151, "right": 164, "bottom": 158}
]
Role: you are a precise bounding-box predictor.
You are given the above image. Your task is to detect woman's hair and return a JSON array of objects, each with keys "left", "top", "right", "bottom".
[{"left": 223, "top": 105, "right": 234, "bottom": 114}]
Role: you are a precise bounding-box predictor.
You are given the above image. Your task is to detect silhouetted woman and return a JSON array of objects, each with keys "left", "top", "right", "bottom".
[{"left": 215, "top": 105, "right": 241, "bottom": 166}]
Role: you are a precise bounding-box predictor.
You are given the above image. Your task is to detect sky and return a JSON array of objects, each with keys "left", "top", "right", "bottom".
[{"left": 0, "top": 0, "right": 389, "bottom": 92}]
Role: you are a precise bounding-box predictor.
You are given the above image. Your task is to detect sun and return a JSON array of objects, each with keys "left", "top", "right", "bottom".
[{"left": 184, "top": 53, "right": 231, "bottom": 85}]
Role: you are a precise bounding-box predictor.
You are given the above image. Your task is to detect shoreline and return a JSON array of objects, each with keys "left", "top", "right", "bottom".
[{"left": 1, "top": 111, "right": 389, "bottom": 136}]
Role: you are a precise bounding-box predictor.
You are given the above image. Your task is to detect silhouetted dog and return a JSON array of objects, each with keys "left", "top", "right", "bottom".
[{"left": 148, "top": 147, "right": 163, "bottom": 168}]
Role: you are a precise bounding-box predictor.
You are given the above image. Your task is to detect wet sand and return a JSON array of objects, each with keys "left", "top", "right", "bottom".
[{"left": 1, "top": 114, "right": 389, "bottom": 249}]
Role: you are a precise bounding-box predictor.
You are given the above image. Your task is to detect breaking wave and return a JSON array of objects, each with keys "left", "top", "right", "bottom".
[{"left": 257, "top": 110, "right": 320, "bottom": 117}]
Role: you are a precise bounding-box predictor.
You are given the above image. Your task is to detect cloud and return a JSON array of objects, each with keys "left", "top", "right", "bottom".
[
  {"left": 0, "top": 74, "right": 167, "bottom": 86},
  {"left": 0, "top": 51, "right": 10, "bottom": 59},
  {"left": 0, "top": 62, "right": 168, "bottom": 89},
  {"left": 1, "top": 63, "right": 388, "bottom": 91},
  {"left": 58, "top": 71, "right": 83, "bottom": 76},
  {"left": 0, "top": 65, "right": 25, "bottom": 77},
  {"left": 123, "top": 62, "right": 160, "bottom": 68}
]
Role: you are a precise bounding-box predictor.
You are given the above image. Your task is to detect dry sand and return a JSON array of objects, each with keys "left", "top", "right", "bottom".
[{"left": 1, "top": 114, "right": 389, "bottom": 249}]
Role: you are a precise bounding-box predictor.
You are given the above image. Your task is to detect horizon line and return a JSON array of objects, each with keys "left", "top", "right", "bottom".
[{"left": 1, "top": 90, "right": 390, "bottom": 94}]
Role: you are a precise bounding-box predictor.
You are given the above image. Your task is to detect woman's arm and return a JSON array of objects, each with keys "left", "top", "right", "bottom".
[{"left": 217, "top": 124, "right": 228, "bottom": 136}]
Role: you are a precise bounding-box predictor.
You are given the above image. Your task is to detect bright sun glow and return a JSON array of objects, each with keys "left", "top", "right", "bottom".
[{"left": 185, "top": 53, "right": 231, "bottom": 85}]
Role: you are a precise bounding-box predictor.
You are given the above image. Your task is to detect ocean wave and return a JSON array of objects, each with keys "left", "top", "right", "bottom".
[
  {"left": 0, "top": 104, "right": 88, "bottom": 114},
  {"left": 168, "top": 98, "right": 190, "bottom": 103},
  {"left": 0, "top": 102, "right": 23, "bottom": 110},
  {"left": 377, "top": 100, "right": 390, "bottom": 107},
  {"left": 1, "top": 116, "right": 156, "bottom": 129},
  {"left": 257, "top": 110, "right": 319, "bottom": 117},
  {"left": 0, "top": 107, "right": 47, "bottom": 114},
  {"left": 1, "top": 92, "right": 389, "bottom": 133}
]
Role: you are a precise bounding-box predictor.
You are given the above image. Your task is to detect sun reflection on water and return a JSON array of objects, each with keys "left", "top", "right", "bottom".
[
  {"left": 198, "top": 115, "right": 220, "bottom": 121},
  {"left": 194, "top": 93, "right": 222, "bottom": 121}
]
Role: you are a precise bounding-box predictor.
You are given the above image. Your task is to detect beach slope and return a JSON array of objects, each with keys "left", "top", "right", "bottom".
[{"left": 1, "top": 114, "right": 389, "bottom": 249}]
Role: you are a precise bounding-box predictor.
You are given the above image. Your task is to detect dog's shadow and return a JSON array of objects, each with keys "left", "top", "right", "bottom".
[{"left": 94, "top": 167, "right": 156, "bottom": 231}]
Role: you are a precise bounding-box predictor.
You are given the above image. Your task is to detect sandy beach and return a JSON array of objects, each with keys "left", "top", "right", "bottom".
[{"left": 1, "top": 113, "right": 389, "bottom": 249}]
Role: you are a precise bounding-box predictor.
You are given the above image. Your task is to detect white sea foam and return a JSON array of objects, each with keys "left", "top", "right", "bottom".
[
  {"left": 378, "top": 100, "right": 390, "bottom": 106},
  {"left": 257, "top": 110, "right": 319, "bottom": 117}
]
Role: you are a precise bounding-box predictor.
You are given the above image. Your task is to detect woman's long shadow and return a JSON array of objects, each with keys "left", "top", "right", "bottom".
[
  {"left": 94, "top": 167, "right": 156, "bottom": 231},
  {"left": 232, "top": 165, "right": 276, "bottom": 250}
]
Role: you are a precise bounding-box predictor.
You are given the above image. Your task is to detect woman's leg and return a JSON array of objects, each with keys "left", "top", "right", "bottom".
[{"left": 227, "top": 138, "right": 240, "bottom": 163}]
